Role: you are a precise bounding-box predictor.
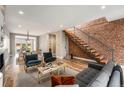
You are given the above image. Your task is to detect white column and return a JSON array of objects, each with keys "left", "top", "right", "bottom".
[{"left": 0, "top": 72, "right": 3, "bottom": 87}]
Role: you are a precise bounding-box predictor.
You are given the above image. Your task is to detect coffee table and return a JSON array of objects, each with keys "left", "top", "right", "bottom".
[{"left": 37, "top": 62, "right": 66, "bottom": 83}]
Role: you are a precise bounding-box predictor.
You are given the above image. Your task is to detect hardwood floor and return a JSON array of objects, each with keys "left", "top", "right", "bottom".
[
  {"left": 4, "top": 57, "right": 88, "bottom": 87},
  {"left": 4, "top": 56, "right": 124, "bottom": 87},
  {"left": 64, "top": 59, "right": 88, "bottom": 72},
  {"left": 4, "top": 57, "right": 15, "bottom": 87}
]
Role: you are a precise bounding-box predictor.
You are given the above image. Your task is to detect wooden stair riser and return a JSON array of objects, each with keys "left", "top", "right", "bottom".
[
  {"left": 95, "top": 56, "right": 105, "bottom": 62},
  {"left": 75, "top": 39, "right": 84, "bottom": 43},
  {"left": 92, "top": 52, "right": 100, "bottom": 57},
  {"left": 100, "top": 59, "right": 108, "bottom": 64}
]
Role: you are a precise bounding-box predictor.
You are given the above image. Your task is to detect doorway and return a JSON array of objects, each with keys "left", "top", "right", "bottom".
[
  {"left": 49, "top": 34, "right": 56, "bottom": 56},
  {"left": 15, "top": 35, "right": 36, "bottom": 55}
]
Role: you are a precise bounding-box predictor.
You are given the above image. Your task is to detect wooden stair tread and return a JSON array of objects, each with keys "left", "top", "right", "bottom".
[
  {"left": 90, "top": 49, "right": 96, "bottom": 53},
  {"left": 83, "top": 44, "right": 89, "bottom": 46},
  {"left": 73, "top": 37, "right": 80, "bottom": 39},
  {"left": 78, "top": 41, "right": 84, "bottom": 44},
  {"left": 68, "top": 32, "right": 74, "bottom": 34},
  {"left": 76, "top": 39, "right": 84, "bottom": 43},
  {"left": 76, "top": 39, "right": 82, "bottom": 41},
  {"left": 69, "top": 35, "right": 75, "bottom": 37},
  {"left": 68, "top": 34, "right": 73, "bottom": 36},
  {"left": 92, "top": 52, "right": 100, "bottom": 56},
  {"left": 86, "top": 47, "right": 94, "bottom": 50},
  {"left": 79, "top": 44, "right": 88, "bottom": 47},
  {"left": 95, "top": 55, "right": 104, "bottom": 60},
  {"left": 80, "top": 42, "right": 87, "bottom": 45},
  {"left": 100, "top": 59, "right": 108, "bottom": 64}
]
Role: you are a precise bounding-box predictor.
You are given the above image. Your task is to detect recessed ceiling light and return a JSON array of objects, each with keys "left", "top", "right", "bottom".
[
  {"left": 18, "top": 24, "right": 22, "bottom": 28},
  {"left": 59, "top": 25, "right": 63, "bottom": 28},
  {"left": 18, "top": 10, "right": 24, "bottom": 15},
  {"left": 101, "top": 5, "right": 106, "bottom": 10}
]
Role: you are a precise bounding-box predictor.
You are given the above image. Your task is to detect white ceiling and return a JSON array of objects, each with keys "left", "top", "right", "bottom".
[{"left": 5, "top": 5, "right": 124, "bottom": 36}]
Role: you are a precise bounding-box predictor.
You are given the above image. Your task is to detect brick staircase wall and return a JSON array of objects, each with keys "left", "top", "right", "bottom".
[
  {"left": 80, "top": 18, "right": 124, "bottom": 64},
  {"left": 68, "top": 38, "right": 92, "bottom": 59},
  {"left": 64, "top": 30, "right": 108, "bottom": 64}
]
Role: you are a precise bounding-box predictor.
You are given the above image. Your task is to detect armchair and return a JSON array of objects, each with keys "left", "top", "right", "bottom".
[
  {"left": 43, "top": 52, "right": 56, "bottom": 63},
  {"left": 24, "top": 54, "right": 41, "bottom": 72}
]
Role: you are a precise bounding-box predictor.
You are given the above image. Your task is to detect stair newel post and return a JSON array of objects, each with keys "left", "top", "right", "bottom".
[
  {"left": 88, "top": 32, "right": 90, "bottom": 46},
  {"left": 111, "top": 49, "right": 115, "bottom": 62},
  {"left": 88, "top": 36, "right": 89, "bottom": 46},
  {"left": 74, "top": 26, "right": 76, "bottom": 35}
]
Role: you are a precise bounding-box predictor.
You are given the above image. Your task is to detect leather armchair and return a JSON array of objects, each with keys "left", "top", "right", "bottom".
[
  {"left": 24, "top": 54, "right": 41, "bottom": 72},
  {"left": 43, "top": 52, "right": 56, "bottom": 63}
]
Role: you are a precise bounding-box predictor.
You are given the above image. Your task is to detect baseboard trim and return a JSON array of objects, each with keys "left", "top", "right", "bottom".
[
  {"left": 56, "top": 56, "right": 97, "bottom": 63},
  {"left": 56, "top": 56, "right": 63, "bottom": 59},
  {"left": 73, "top": 56, "right": 97, "bottom": 63}
]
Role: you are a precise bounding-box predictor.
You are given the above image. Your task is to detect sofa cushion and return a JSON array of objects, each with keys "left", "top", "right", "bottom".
[
  {"left": 88, "top": 71, "right": 110, "bottom": 87},
  {"left": 101, "top": 60, "right": 115, "bottom": 76},
  {"left": 88, "top": 61, "right": 115, "bottom": 87},
  {"left": 26, "top": 54, "right": 38, "bottom": 62},
  {"left": 26, "top": 60, "right": 41, "bottom": 66},
  {"left": 45, "top": 57, "right": 56, "bottom": 63},
  {"left": 76, "top": 80, "right": 87, "bottom": 87},
  {"left": 113, "top": 65, "right": 123, "bottom": 87},
  {"left": 108, "top": 71, "right": 120, "bottom": 87},
  {"left": 88, "top": 62, "right": 104, "bottom": 70},
  {"left": 43, "top": 52, "right": 52, "bottom": 60},
  {"left": 76, "top": 67, "right": 100, "bottom": 87}
]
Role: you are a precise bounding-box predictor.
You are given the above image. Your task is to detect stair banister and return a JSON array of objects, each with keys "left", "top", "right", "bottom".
[{"left": 74, "top": 27, "right": 115, "bottom": 62}]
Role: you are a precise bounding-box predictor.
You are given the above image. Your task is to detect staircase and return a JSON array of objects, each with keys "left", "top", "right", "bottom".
[{"left": 64, "top": 28, "right": 114, "bottom": 64}]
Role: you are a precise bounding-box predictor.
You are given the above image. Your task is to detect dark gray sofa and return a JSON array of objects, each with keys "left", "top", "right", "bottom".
[{"left": 76, "top": 60, "right": 123, "bottom": 87}]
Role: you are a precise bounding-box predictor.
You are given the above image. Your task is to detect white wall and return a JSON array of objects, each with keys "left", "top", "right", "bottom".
[
  {"left": 39, "top": 33, "right": 49, "bottom": 53},
  {"left": 3, "top": 33, "right": 10, "bottom": 63},
  {"left": 39, "top": 31, "right": 68, "bottom": 59},
  {"left": 0, "top": 6, "right": 10, "bottom": 65},
  {"left": 55, "top": 31, "right": 67, "bottom": 58},
  {"left": 10, "top": 33, "right": 15, "bottom": 56}
]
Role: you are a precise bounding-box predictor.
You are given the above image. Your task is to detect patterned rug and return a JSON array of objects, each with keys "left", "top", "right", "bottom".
[{"left": 14, "top": 58, "right": 87, "bottom": 87}]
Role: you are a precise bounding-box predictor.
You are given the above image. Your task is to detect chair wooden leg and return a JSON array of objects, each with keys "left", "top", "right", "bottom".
[{"left": 24, "top": 65, "right": 28, "bottom": 72}]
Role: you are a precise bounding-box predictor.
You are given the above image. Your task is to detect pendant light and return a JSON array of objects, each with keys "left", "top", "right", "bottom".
[{"left": 26, "top": 29, "right": 30, "bottom": 44}]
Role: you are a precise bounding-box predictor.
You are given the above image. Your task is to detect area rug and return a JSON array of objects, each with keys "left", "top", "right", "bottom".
[{"left": 14, "top": 67, "right": 79, "bottom": 87}]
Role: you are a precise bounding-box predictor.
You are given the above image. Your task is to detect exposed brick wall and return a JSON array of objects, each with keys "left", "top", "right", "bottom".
[
  {"left": 81, "top": 17, "right": 108, "bottom": 29},
  {"left": 81, "top": 18, "right": 124, "bottom": 64},
  {"left": 68, "top": 38, "right": 91, "bottom": 59}
]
